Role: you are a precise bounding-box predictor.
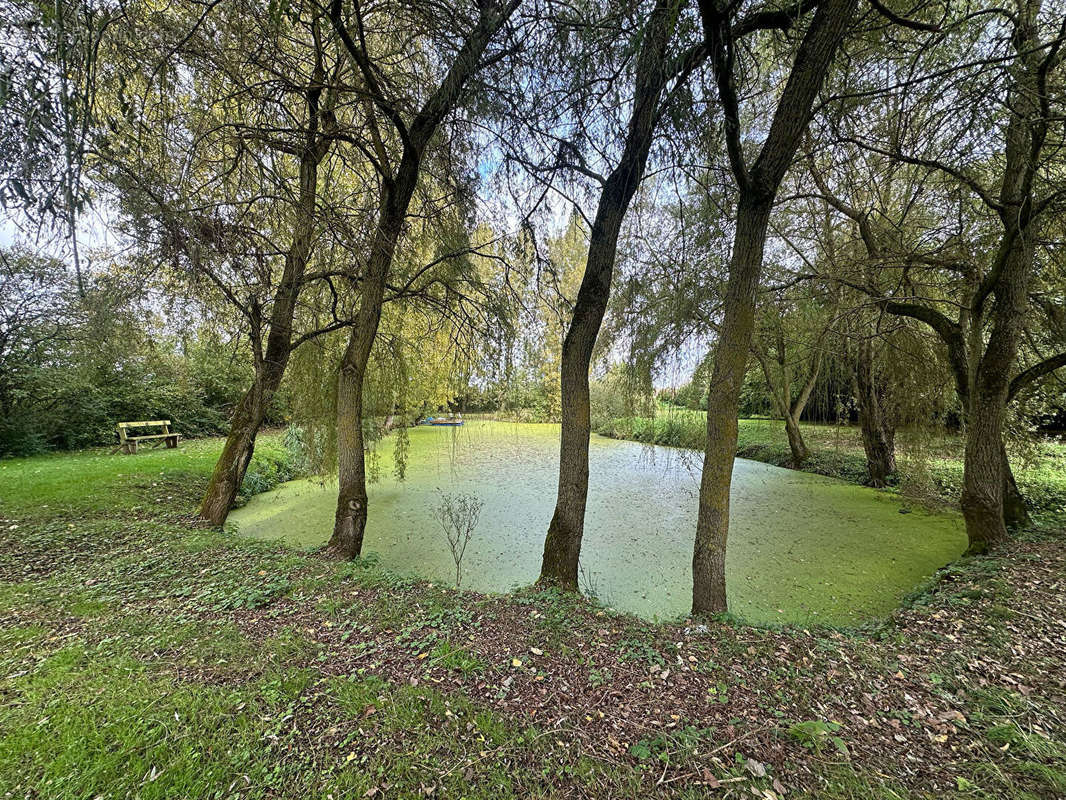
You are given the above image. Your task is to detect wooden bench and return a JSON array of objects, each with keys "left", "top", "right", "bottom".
[{"left": 112, "top": 420, "right": 181, "bottom": 454}]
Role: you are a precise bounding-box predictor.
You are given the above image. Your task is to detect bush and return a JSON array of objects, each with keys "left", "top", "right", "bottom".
[
  {"left": 594, "top": 412, "right": 705, "bottom": 450},
  {"left": 0, "top": 247, "right": 272, "bottom": 456},
  {"left": 233, "top": 442, "right": 304, "bottom": 507}
]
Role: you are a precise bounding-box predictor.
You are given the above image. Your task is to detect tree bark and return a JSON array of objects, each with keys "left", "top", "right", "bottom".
[
  {"left": 960, "top": 393, "right": 1007, "bottom": 553},
  {"left": 1002, "top": 443, "right": 1030, "bottom": 529},
  {"left": 539, "top": 0, "right": 684, "bottom": 589},
  {"left": 199, "top": 381, "right": 269, "bottom": 525},
  {"left": 540, "top": 199, "right": 623, "bottom": 588},
  {"left": 786, "top": 352, "right": 820, "bottom": 466},
  {"left": 858, "top": 408, "right": 895, "bottom": 488},
  {"left": 784, "top": 414, "right": 809, "bottom": 465},
  {"left": 328, "top": 207, "right": 398, "bottom": 558},
  {"left": 960, "top": 247, "right": 1033, "bottom": 551},
  {"left": 692, "top": 197, "right": 773, "bottom": 615}
]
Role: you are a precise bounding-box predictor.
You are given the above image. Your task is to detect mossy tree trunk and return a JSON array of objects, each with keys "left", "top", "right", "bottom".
[{"left": 853, "top": 338, "right": 896, "bottom": 488}]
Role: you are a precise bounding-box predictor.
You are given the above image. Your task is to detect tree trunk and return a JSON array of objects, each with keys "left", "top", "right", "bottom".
[
  {"left": 692, "top": 197, "right": 772, "bottom": 616},
  {"left": 326, "top": 0, "right": 519, "bottom": 559},
  {"left": 197, "top": 67, "right": 330, "bottom": 526},
  {"left": 959, "top": 0, "right": 1041, "bottom": 551},
  {"left": 330, "top": 323, "right": 376, "bottom": 559},
  {"left": 538, "top": 201, "right": 635, "bottom": 588},
  {"left": 959, "top": 239, "right": 1035, "bottom": 550},
  {"left": 199, "top": 372, "right": 282, "bottom": 525},
  {"left": 784, "top": 414, "right": 809, "bottom": 465},
  {"left": 199, "top": 384, "right": 267, "bottom": 525},
  {"left": 1002, "top": 443, "right": 1030, "bottom": 529},
  {"left": 752, "top": 342, "right": 816, "bottom": 468},
  {"left": 198, "top": 291, "right": 303, "bottom": 526},
  {"left": 691, "top": 0, "right": 855, "bottom": 616},
  {"left": 538, "top": 0, "right": 682, "bottom": 589},
  {"left": 960, "top": 394, "right": 1008, "bottom": 553},
  {"left": 328, "top": 211, "right": 398, "bottom": 559},
  {"left": 785, "top": 352, "right": 820, "bottom": 467},
  {"left": 859, "top": 411, "right": 895, "bottom": 488},
  {"left": 853, "top": 339, "right": 895, "bottom": 487},
  {"left": 961, "top": 237, "right": 1033, "bottom": 552}
]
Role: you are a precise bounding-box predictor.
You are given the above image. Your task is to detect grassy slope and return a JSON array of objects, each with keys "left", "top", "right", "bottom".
[
  {"left": 595, "top": 410, "right": 1066, "bottom": 518},
  {"left": 1, "top": 440, "right": 1065, "bottom": 799},
  {"left": 0, "top": 433, "right": 295, "bottom": 512}
]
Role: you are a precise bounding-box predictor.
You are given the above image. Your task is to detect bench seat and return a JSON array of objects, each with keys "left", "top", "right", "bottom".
[{"left": 113, "top": 420, "right": 181, "bottom": 454}]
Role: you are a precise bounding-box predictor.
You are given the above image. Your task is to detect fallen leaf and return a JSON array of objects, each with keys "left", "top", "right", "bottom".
[{"left": 745, "top": 758, "right": 766, "bottom": 778}]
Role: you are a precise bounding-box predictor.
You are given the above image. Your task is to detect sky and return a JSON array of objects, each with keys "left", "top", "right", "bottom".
[{"left": 1, "top": 204, "right": 118, "bottom": 261}]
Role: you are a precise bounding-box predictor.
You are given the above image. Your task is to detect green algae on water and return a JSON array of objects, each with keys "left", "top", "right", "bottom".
[{"left": 228, "top": 421, "right": 966, "bottom": 625}]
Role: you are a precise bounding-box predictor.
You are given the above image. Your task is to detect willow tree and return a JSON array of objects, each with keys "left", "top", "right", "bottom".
[
  {"left": 533, "top": 213, "right": 588, "bottom": 421},
  {"left": 813, "top": 0, "right": 1066, "bottom": 550},
  {"left": 94, "top": 0, "right": 365, "bottom": 525},
  {"left": 536, "top": 0, "right": 703, "bottom": 589},
  {"left": 286, "top": 226, "right": 487, "bottom": 486},
  {"left": 690, "top": 0, "right": 857, "bottom": 616},
  {"left": 0, "top": 0, "right": 118, "bottom": 295},
  {"left": 882, "top": 0, "right": 1063, "bottom": 550},
  {"left": 750, "top": 295, "right": 832, "bottom": 466},
  {"left": 326, "top": 0, "right": 521, "bottom": 559}
]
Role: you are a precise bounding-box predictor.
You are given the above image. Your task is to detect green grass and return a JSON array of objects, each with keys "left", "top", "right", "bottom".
[
  {"left": 0, "top": 647, "right": 295, "bottom": 799},
  {"left": 0, "top": 443, "right": 642, "bottom": 797},
  {"left": 0, "top": 431, "right": 296, "bottom": 518},
  {"left": 595, "top": 408, "right": 1066, "bottom": 518},
  {"left": 3, "top": 640, "right": 636, "bottom": 800},
  {"left": 1, "top": 433, "right": 1064, "bottom": 798},
  {"left": 0, "top": 470, "right": 634, "bottom": 797}
]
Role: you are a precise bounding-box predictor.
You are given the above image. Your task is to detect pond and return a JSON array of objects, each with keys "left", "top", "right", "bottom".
[{"left": 229, "top": 420, "right": 966, "bottom": 625}]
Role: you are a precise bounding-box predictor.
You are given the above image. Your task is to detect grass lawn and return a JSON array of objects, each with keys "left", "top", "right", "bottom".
[{"left": 1, "top": 436, "right": 1065, "bottom": 798}]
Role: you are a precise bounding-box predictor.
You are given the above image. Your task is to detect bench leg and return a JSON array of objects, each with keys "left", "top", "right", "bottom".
[{"left": 166, "top": 436, "right": 178, "bottom": 448}]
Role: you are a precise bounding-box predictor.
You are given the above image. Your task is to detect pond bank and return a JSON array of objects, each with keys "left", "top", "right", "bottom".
[{"left": 593, "top": 411, "right": 1066, "bottom": 518}]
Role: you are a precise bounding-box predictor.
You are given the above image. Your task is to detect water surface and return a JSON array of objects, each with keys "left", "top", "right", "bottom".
[{"left": 229, "top": 421, "right": 966, "bottom": 624}]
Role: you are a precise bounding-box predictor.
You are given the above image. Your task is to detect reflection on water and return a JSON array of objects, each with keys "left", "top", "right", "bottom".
[{"left": 229, "top": 420, "right": 966, "bottom": 624}]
